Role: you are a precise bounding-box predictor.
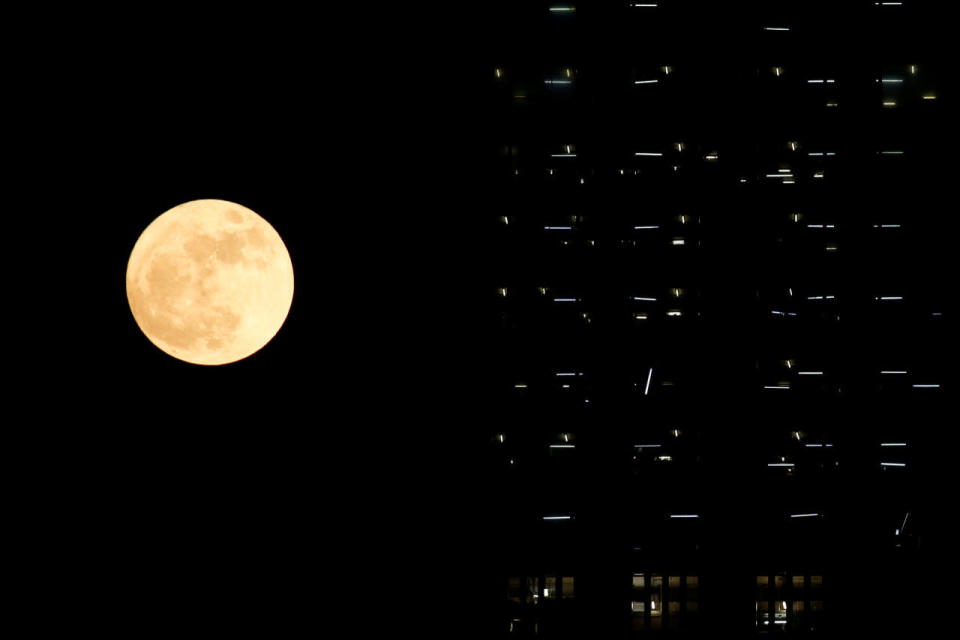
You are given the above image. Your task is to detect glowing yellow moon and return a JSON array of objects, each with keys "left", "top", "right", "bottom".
[{"left": 126, "top": 199, "right": 294, "bottom": 365}]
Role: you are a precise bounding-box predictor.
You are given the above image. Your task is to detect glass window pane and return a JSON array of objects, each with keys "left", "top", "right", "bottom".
[
  {"left": 507, "top": 577, "right": 523, "bottom": 603},
  {"left": 544, "top": 576, "right": 557, "bottom": 599},
  {"left": 792, "top": 575, "right": 805, "bottom": 588},
  {"left": 631, "top": 600, "right": 646, "bottom": 613},
  {"left": 633, "top": 574, "right": 645, "bottom": 589},
  {"left": 669, "top": 575, "right": 681, "bottom": 588},
  {"left": 561, "top": 576, "right": 575, "bottom": 599}
]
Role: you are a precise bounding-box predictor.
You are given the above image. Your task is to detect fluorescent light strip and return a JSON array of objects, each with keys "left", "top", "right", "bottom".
[
  {"left": 881, "top": 462, "right": 906, "bottom": 467},
  {"left": 764, "top": 385, "right": 790, "bottom": 389},
  {"left": 881, "top": 371, "right": 908, "bottom": 374},
  {"left": 764, "top": 27, "right": 790, "bottom": 31},
  {"left": 553, "top": 298, "right": 578, "bottom": 302},
  {"left": 670, "top": 514, "right": 699, "bottom": 518},
  {"left": 633, "top": 297, "right": 657, "bottom": 301},
  {"left": 635, "top": 444, "right": 662, "bottom": 448},
  {"left": 635, "top": 152, "right": 663, "bottom": 156},
  {"left": 912, "top": 384, "right": 940, "bottom": 388},
  {"left": 550, "top": 153, "right": 576, "bottom": 157},
  {"left": 543, "top": 515, "right": 572, "bottom": 520},
  {"left": 544, "top": 226, "right": 572, "bottom": 230},
  {"left": 633, "top": 225, "right": 660, "bottom": 230},
  {"left": 634, "top": 79, "right": 659, "bottom": 84},
  {"left": 881, "top": 443, "right": 907, "bottom": 447},
  {"left": 549, "top": 444, "right": 576, "bottom": 448},
  {"left": 768, "top": 463, "right": 795, "bottom": 467},
  {"left": 645, "top": 367, "right": 653, "bottom": 395},
  {"left": 797, "top": 371, "right": 823, "bottom": 375},
  {"left": 790, "top": 513, "right": 819, "bottom": 518}
]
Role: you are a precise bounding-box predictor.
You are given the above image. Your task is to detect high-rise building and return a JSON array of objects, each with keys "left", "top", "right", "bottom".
[{"left": 471, "top": 2, "right": 947, "bottom": 636}]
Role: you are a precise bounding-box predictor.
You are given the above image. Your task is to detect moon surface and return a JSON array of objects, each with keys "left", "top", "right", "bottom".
[{"left": 126, "top": 199, "right": 294, "bottom": 365}]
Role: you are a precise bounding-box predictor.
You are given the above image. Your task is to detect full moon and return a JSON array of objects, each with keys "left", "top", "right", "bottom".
[{"left": 126, "top": 199, "right": 294, "bottom": 365}]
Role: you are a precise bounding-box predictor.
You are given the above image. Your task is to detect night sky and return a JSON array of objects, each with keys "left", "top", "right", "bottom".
[{"left": 21, "top": 1, "right": 954, "bottom": 635}]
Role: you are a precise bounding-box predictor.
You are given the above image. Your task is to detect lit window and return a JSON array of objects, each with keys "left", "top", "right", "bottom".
[{"left": 544, "top": 576, "right": 557, "bottom": 599}]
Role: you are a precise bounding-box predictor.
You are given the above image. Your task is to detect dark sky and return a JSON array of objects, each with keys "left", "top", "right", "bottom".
[{"left": 20, "top": 1, "right": 954, "bottom": 635}]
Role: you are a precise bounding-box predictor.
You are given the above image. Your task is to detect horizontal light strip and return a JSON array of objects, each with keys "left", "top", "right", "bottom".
[
  {"left": 768, "top": 463, "right": 795, "bottom": 467},
  {"left": 669, "top": 514, "right": 700, "bottom": 518},
  {"left": 881, "top": 462, "right": 906, "bottom": 467},
  {"left": 790, "top": 513, "right": 819, "bottom": 518},
  {"left": 881, "top": 443, "right": 907, "bottom": 447},
  {"left": 635, "top": 152, "right": 663, "bottom": 156},
  {"left": 634, "top": 79, "right": 659, "bottom": 84}
]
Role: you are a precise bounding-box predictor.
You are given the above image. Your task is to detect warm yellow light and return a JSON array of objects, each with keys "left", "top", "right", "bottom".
[{"left": 126, "top": 199, "right": 294, "bottom": 365}]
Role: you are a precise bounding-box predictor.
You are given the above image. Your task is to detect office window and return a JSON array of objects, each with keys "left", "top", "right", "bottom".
[
  {"left": 544, "top": 576, "right": 557, "bottom": 599},
  {"left": 561, "top": 576, "right": 575, "bottom": 599},
  {"left": 507, "top": 577, "right": 523, "bottom": 603}
]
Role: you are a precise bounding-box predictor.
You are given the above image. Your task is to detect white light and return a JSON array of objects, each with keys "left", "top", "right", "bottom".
[
  {"left": 671, "top": 239, "right": 685, "bottom": 245},
  {"left": 635, "top": 444, "right": 662, "bottom": 448},
  {"left": 544, "top": 226, "right": 572, "bottom": 230},
  {"left": 881, "top": 443, "right": 907, "bottom": 447},
  {"left": 766, "top": 174, "right": 794, "bottom": 178},
  {"left": 670, "top": 514, "right": 699, "bottom": 518},
  {"left": 797, "top": 371, "right": 823, "bottom": 375},
  {"left": 549, "top": 6, "right": 575, "bottom": 11},
  {"left": 791, "top": 513, "right": 819, "bottom": 518},
  {"left": 881, "top": 78, "right": 903, "bottom": 83},
  {"left": 881, "top": 462, "right": 906, "bottom": 467},
  {"left": 544, "top": 515, "right": 572, "bottom": 520},
  {"left": 631, "top": 2, "right": 658, "bottom": 5},
  {"left": 544, "top": 80, "right": 573, "bottom": 85},
  {"left": 805, "top": 444, "right": 822, "bottom": 448},
  {"left": 880, "top": 151, "right": 905, "bottom": 155},
  {"left": 878, "top": 296, "right": 903, "bottom": 300},
  {"left": 778, "top": 169, "right": 791, "bottom": 173},
  {"left": 657, "top": 455, "right": 673, "bottom": 461},
  {"left": 764, "top": 385, "right": 790, "bottom": 390},
  {"left": 551, "top": 153, "right": 576, "bottom": 157},
  {"left": 807, "top": 79, "right": 824, "bottom": 84},
  {"left": 923, "top": 94, "right": 937, "bottom": 100},
  {"left": 550, "top": 444, "right": 576, "bottom": 448},
  {"left": 880, "top": 224, "right": 901, "bottom": 228},
  {"left": 645, "top": 367, "right": 653, "bottom": 395},
  {"left": 634, "top": 79, "right": 659, "bottom": 84},
  {"left": 880, "top": 371, "right": 907, "bottom": 374},
  {"left": 634, "top": 225, "right": 659, "bottom": 230},
  {"left": 635, "top": 152, "right": 663, "bottom": 156},
  {"left": 768, "top": 463, "right": 795, "bottom": 467},
  {"left": 666, "top": 310, "right": 682, "bottom": 316},
  {"left": 515, "top": 384, "right": 527, "bottom": 388},
  {"left": 764, "top": 27, "right": 790, "bottom": 31},
  {"left": 554, "top": 298, "right": 578, "bottom": 302},
  {"left": 633, "top": 296, "right": 657, "bottom": 301},
  {"left": 912, "top": 384, "right": 940, "bottom": 388}
]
